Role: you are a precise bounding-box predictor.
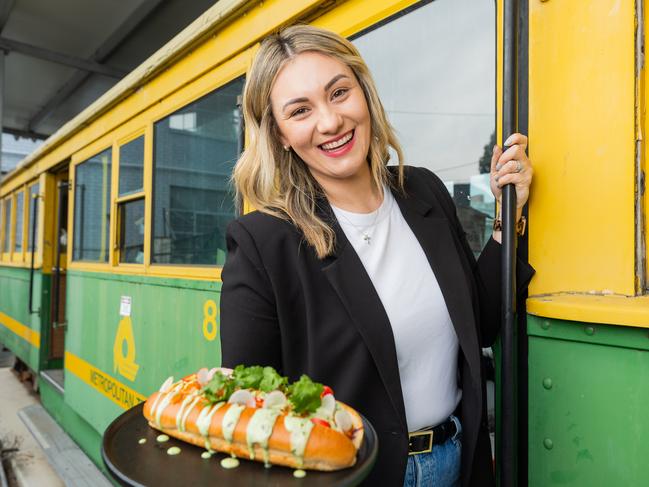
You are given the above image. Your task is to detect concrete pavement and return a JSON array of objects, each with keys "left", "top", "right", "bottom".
[{"left": 0, "top": 352, "right": 64, "bottom": 487}]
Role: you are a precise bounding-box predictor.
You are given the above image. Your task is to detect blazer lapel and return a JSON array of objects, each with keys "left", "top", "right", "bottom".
[
  {"left": 318, "top": 200, "right": 408, "bottom": 430},
  {"left": 392, "top": 187, "right": 481, "bottom": 382}
]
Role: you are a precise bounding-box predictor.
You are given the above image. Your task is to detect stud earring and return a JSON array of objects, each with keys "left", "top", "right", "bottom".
[{"left": 283, "top": 145, "right": 290, "bottom": 152}]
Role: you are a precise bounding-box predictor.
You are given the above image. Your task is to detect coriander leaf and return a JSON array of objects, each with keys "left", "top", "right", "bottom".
[
  {"left": 232, "top": 365, "right": 265, "bottom": 390},
  {"left": 287, "top": 375, "right": 324, "bottom": 415},
  {"left": 202, "top": 371, "right": 235, "bottom": 403},
  {"left": 259, "top": 366, "right": 288, "bottom": 393}
]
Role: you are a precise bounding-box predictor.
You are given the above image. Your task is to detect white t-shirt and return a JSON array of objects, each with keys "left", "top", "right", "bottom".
[{"left": 331, "top": 187, "right": 461, "bottom": 432}]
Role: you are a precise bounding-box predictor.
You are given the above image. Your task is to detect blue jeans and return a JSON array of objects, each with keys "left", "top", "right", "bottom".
[{"left": 402, "top": 415, "right": 462, "bottom": 487}]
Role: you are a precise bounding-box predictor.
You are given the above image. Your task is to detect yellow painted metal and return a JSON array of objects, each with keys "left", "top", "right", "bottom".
[
  {"left": 0, "top": 311, "right": 40, "bottom": 348},
  {"left": 65, "top": 351, "right": 146, "bottom": 410},
  {"left": 312, "top": 0, "right": 418, "bottom": 36},
  {"left": 527, "top": 294, "right": 649, "bottom": 330},
  {"left": 644, "top": 0, "right": 649, "bottom": 290},
  {"left": 528, "top": 0, "right": 636, "bottom": 297},
  {"left": 41, "top": 173, "right": 56, "bottom": 275}
]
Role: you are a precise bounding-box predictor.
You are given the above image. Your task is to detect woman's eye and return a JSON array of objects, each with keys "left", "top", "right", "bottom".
[
  {"left": 332, "top": 88, "right": 348, "bottom": 99},
  {"left": 291, "top": 107, "right": 308, "bottom": 117}
]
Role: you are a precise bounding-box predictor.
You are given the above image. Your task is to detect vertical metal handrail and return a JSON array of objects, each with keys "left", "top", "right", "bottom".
[
  {"left": 500, "top": 0, "right": 519, "bottom": 486},
  {"left": 52, "top": 181, "right": 68, "bottom": 327},
  {"left": 28, "top": 193, "right": 39, "bottom": 314}
]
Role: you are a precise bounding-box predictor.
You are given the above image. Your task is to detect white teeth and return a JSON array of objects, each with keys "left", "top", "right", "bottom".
[{"left": 321, "top": 131, "right": 353, "bottom": 150}]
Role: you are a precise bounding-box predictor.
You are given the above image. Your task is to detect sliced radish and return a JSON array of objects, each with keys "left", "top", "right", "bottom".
[
  {"left": 159, "top": 376, "right": 174, "bottom": 393},
  {"left": 228, "top": 389, "right": 256, "bottom": 407},
  {"left": 216, "top": 367, "right": 233, "bottom": 377},
  {"left": 335, "top": 409, "right": 353, "bottom": 432},
  {"left": 263, "top": 390, "right": 287, "bottom": 409},
  {"left": 196, "top": 368, "right": 209, "bottom": 387},
  {"left": 318, "top": 394, "right": 336, "bottom": 417}
]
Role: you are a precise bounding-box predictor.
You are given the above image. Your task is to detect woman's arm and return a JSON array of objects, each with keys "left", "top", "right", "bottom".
[{"left": 219, "top": 219, "right": 283, "bottom": 371}]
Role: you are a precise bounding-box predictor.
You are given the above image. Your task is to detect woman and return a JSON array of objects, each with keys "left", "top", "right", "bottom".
[{"left": 220, "top": 25, "right": 534, "bottom": 487}]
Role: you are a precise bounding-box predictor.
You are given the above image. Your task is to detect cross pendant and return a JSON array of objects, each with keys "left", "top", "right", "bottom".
[{"left": 363, "top": 234, "right": 371, "bottom": 245}]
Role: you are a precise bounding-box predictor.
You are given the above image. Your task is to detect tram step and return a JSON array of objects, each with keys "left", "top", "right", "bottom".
[{"left": 17, "top": 405, "right": 112, "bottom": 487}]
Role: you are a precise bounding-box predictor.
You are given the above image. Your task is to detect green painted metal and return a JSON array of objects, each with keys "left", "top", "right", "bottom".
[
  {"left": 0, "top": 266, "right": 43, "bottom": 370},
  {"left": 39, "top": 377, "right": 118, "bottom": 486},
  {"left": 527, "top": 315, "right": 649, "bottom": 486},
  {"left": 64, "top": 270, "right": 223, "bottom": 435}
]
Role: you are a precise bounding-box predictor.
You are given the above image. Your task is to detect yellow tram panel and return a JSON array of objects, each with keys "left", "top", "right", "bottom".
[{"left": 528, "top": 0, "right": 637, "bottom": 297}]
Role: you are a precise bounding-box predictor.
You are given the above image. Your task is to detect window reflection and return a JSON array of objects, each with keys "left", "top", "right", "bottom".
[
  {"left": 119, "top": 199, "right": 145, "bottom": 264},
  {"left": 73, "top": 149, "right": 112, "bottom": 262},
  {"left": 152, "top": 77, "right": 244, "bottom": 266},
  {"left": 2, "top": 199, "right": 10, "bottom": 253},
  {"left": 28, "top": 184, "right": 39, "bottom": 252},
  {"left": 14, "top": 192, "right": 23, "bottom": 253},
  {"left": 119, "top": 136, "right": 144, "bottom": 196},
  {"left": 354, "top": 0, "right": 495, "bottom": 255}
]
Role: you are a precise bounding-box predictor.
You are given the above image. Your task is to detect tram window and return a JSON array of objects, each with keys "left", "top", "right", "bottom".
[
  {"left": 2, "top": 198, "right": 10, "bottom": 254},
  {"left": 119, "top": 136, "right": 144, "bottom": 196},
  {"left": 119, "top": 198, "right": 144, "bottom": 264},
  {"left": 28, "top": 183, "right": 40, "bottom": 253},
  {"left": 152, "top": 76, "right": 244, "bottom": 266},
  {"left": 73, "top": 148, "right": 112, "bottom": 262},
  {"left": 353, "top": 0, "right": 496, "bottom": 255},
  {"left": 14, "top": 191, "right": 24, "bottom": 254}
]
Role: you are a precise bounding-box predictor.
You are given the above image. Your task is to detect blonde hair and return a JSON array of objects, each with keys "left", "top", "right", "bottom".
[{"left": 233, "top": 24, "right": 404, "bottom": 258}]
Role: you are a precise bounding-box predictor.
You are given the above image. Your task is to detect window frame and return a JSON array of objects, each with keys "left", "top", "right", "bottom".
[
  {"left": 25, "top": 180, "right": 43, "bottom": 268},
  {"left": 149, "top": 75, "right": 245, "bottom": 270},
  {"left": 67, "top": 54, "right": 248, "bottom": 280},
  {"left": 114, "top": 130, "right": 147, "bottom": 268},
  {"left": 69, "top": 143, "right": 115, "bottom": 266},
  {"left": 11, "top": 187, "right": 27, "bottom": 263}
]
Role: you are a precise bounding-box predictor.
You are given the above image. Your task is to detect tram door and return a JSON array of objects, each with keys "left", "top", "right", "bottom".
[{"left": 49, "top": 170, "right": 68, "bottom": 361}]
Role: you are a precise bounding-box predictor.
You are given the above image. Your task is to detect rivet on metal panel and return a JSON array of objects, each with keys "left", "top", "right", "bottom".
[
  {"left": 584, "top": 326, "right": 595, "bottom": 336},
  {"left": 543, "top": 438, "right": 554, "bottom": 450},
  {"left": 541, "top": 321, "right": 551, "bottom": 330},
  {"left": 542, "top": 378, "right": 553, "bottom": 390}
]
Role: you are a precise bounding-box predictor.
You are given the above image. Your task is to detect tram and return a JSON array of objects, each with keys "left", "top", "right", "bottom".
[{"left": 0, "top": 0, "right": 647, "bottom": 485}]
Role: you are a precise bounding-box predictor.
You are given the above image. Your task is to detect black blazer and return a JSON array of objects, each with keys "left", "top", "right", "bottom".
[{"left": 220, "top": 166, "right": 534, "bottom": 487}]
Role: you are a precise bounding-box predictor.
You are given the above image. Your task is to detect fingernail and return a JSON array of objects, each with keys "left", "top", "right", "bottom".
[
  {"left": 495, "top": 176, "right": 500, "bottom": 182},
  {"left": 504, "top": 135, "right": 514, "bottom": 146},
  {"left": 495, "top": 163, "right": 502, "bottom": 171},
  {"left": 492, "top": 145, "right": 498, "bottom": 154}
]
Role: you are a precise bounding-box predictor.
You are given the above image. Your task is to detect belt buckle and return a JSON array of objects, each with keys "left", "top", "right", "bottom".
[{"left": 408, "top": 430, "right": 433, "bottom": 455}]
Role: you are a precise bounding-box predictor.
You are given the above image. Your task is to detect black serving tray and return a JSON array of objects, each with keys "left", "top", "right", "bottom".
[{"left": 102, "top": 402, "right": 378, "bottom": 487}]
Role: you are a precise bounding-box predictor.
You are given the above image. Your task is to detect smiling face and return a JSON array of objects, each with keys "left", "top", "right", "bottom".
[{"left": 270, "top": 52, "right": 372, "bottom": 190}]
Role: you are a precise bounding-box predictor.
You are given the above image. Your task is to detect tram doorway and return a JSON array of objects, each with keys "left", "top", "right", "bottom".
[{"left": 50, "top": 171, "right": 68, "bottom": 360}]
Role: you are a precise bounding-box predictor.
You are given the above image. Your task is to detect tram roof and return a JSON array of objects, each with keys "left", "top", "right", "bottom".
[{"left": 2, "top": 0, "right": 252, "bottom": 184}]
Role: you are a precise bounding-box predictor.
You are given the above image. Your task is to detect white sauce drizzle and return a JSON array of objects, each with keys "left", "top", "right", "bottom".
[
  {"left": 245, "top": 408, "right": 280, "bottom": 463},
  {"left": 222, "top": 404, "right": 245, "bottom": 444},
  {"left": 283, "top": 416, "right": 314, "bottom": 468},
  {"left": 177, "top": 395, "right": 201, "bottom": 432},
  {"left": 152, "top": 383, "right": 183, "bottom": 427},
  {"left": 196, "top": 402, "right": 225, "bottom": 451}
]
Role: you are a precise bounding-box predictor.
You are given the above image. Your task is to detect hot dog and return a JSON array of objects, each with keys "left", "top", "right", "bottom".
[{"left": 142, "top": 365, "right": 364, "bottom": 471}]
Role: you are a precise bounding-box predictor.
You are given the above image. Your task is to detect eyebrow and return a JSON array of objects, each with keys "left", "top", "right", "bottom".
[{"left": 281, "top": 74, "right": 351, "bottom": 112}]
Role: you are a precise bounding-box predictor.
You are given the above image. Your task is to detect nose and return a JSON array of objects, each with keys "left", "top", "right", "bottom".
[{"left": 316, "top": 106, "right": 343, "bottom": 135}]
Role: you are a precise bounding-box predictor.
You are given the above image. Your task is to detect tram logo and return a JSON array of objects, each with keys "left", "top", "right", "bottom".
[{"left": 113, "top": 316, "right": 140, "bottom": 382}]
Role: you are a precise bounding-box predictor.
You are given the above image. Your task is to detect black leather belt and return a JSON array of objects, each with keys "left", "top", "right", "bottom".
[{"left": 408, "top": 417, "right": 457, "bottom": 455}]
